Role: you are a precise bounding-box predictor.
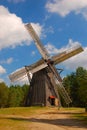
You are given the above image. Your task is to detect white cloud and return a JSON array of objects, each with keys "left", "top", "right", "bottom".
[
  {"left": 0, "top": 57, "right": 13, "bottom": 64},
  {"left": 0, "top": 78, "right": 4, "bottom": 83},
  {"left": 44, "top": 15, "right": 51, "bottom": 21},
  {"left": 7, "top": 57, "right": 13, "bottom": 64},
  {"left": 45, "top": 43, "right": 59, "bottom": 55},
  {"left": 31, "top": 51, "right": 36, "bottom": 56},
  {"left": 0, "top": 6, "right": 43, "bottom": 50},
  {"left": 0, "top": 65, "right": 6, "bottom": 74},
  {"left": 7, "top": 0, "right": 25, "bottom": 3},
  {"left": 46, "top": 0, "right": 87, "bottom": 19},
  {"left": 45, "top": 26, "right": 54, "bottom": 34}
]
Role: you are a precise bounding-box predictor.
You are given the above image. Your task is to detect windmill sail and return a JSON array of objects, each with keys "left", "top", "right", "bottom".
[
  {"left": 52, "top": 45, "right": 83, "bottom": 65},
  {"left": 56, "top": 81, "right": 72, "bottom": 104},
  {"left": 9, "top": 67, "right": 27, "bottom": 82},
  {"left": 25, "top": 23, "right": 50, "bottom": 60},
  {"left": 9, "top": 59, "right": 48, "bottom": 82},
  {"left": 48, "top": 64, "right": 72, "bottom": 104},
  {"left": 9, "top": 44, "right": 83, "bottom": 82}
]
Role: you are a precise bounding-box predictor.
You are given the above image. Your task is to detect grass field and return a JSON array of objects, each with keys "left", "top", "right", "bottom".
[
  {"left": 73, "top": 111, "right": 87, "bottom": 124},
  {"left": 0, "top": 106, "right": 46, "bottom": 116},
  {"left": 61, "top": 107, "right": 87, "bottom": 124},
  {"left": 0, "top": 107, "right": 86, "bottom": 130},
  {"left": 0, "top": 107, "right": 47, "bottom": 130}
]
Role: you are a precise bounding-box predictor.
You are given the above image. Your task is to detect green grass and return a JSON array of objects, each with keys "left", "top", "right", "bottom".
[
  {"left": 60, "top": 107, "right": 85, "bottom": 111},
  {"left": 0, "top": 107, "right": 86, "bottom": 130},
  {"left": 73, "top": 112, "right": 87, "bottom": 124},
  {"left": 0, "top": 106, "right": 49, "bottom": 130},
  {"left": 60, "top": 107, "right": 87, "bottom": 124},
  {"left": 0, "top": 106, "right": 49, "bottom": 116}
]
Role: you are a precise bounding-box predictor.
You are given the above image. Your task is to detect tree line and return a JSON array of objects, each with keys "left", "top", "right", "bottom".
[
  {"left": 63, "top": 67, "right": 87, "bottom": 108},
  {"left": 0, "top": 83, "right": 29, "bottom": 108},
  {"left": 0, "top": 66, "right": 87, "bottom": 108}
]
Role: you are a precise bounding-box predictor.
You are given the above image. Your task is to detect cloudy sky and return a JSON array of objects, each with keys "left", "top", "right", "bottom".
[{"left": 0, "top": 0, "right": 87, "bottom": 85}]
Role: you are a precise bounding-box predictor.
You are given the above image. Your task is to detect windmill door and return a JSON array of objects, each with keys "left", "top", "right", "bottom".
[{"left": 49, "top": 96, "right": 55, "bottom": 106}]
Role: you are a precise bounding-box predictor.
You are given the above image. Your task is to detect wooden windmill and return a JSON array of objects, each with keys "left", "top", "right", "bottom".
[{"left": 9, "top": 23, "right": 83, "bottom": 107}]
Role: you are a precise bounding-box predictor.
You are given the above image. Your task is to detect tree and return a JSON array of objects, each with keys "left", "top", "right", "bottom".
[
  {"left": 21, "top": 84, "right": 29, "bottom": 106},
  {"left": 8, "top": 85, "right": 24, "bottom": 107},
  {"left": 63, "top": 67, "right": 87, "bottom": 108},
  {"left": 0, "top": 82, "right": 8, "bottom": 108},
  {"left": 76, "top": 67, "right": 87, "bottom": 107},
  {"left": 63, "top": 72, "right": 79, "bottom": 106}
]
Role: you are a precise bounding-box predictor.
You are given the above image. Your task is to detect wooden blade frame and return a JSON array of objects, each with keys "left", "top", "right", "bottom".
[
  {"left": 52, "top": 45, "right": 83, "bottom": 65},
  {"left": 9, "top": 67, "right": 27, "bottom": 82},
  {"left": 9, "top": 60, "right": 48, "bottom": 82},
  {"left": 25, "top": 23, "right": 49, "bottom": 60},
  {"left": 48, "top": 64, "right": 72, "bottom": 104}
]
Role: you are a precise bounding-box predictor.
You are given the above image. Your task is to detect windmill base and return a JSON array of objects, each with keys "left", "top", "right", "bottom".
[{"left": 25, "top": 68, "right": 60, "bottom": 107}]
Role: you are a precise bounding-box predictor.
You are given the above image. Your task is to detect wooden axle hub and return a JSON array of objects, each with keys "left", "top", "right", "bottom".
[{"left": 45, "top": 59, "right": 54, "bottom": 65}]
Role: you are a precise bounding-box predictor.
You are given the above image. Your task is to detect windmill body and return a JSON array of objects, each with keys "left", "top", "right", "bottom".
[{"left": 9, "top": 23, "right": 83, "bottom": 107}]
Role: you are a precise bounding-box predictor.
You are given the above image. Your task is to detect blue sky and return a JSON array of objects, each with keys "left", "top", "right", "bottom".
[{"left": 0, "top": 0, "right": 87, "bottom": 85}]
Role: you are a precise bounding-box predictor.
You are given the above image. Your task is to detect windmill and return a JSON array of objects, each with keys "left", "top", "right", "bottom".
[{"left": 9, "top": 23, "right": 83, "bottom": 107}]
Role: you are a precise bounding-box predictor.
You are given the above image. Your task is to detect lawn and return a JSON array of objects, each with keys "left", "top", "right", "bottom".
[
  {"left": 0, "top": 107, "right": 86, "bottom": 130},
  {"left": 0, "top": 106, "right": 46, "bottom": 116},
  {"left": 0, "top": 106, "right": 48, "bottom": 130},
  {"left": 60, "top": 107, "right": 87, "bottom": 124},
  {"left": 73, "top": 112, "right": 87, "bottom": 124}
]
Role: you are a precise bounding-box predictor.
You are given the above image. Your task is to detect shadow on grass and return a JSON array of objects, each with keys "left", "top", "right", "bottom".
[
  {"left": 45, "top": 111, "right": 85, "bottom": 115},
  {"left": 1, "top": 113, "right": 87, "bottom": 129}
]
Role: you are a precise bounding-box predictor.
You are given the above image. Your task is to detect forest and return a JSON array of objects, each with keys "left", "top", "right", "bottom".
[
  {"left": 0, "top": 66, "right": 87, "bottom": 108},
  {"left": 0, "top": 83, "right": 29, "bottom": 108}
]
